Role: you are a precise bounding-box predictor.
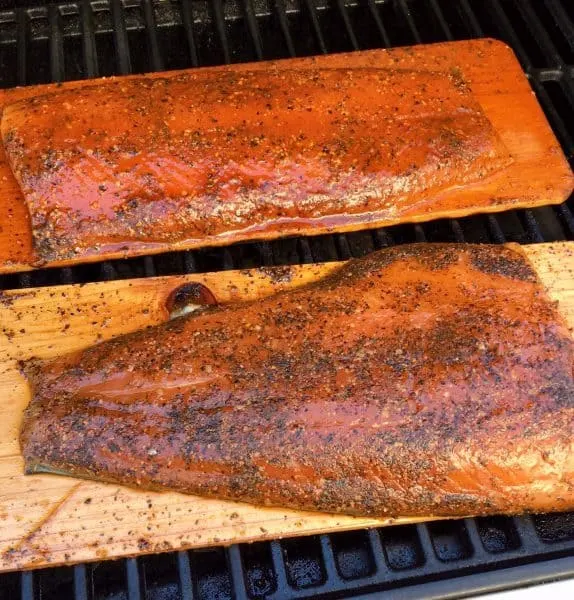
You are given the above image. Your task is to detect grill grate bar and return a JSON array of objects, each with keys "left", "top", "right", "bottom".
[
  {"left": 367, "top": 528, "right": 389, "bottom": 573},
  {"left": 256, "top": 241, "right": 274, "bottom": 266},
  {"left": 17, "top": 272, "right": 32, "bottom": 288},
  {"left": 301, "top": 0, "right": 328, "bottom": 54},
  {"left": 512, "top": 0, "right": 564, "bottom": 68},
  {"left": 100, "top": 261, "right": 118, "bottom": 280},
  {"left": 126, "top": 557, "right": 142, "bottom": 600},
  {"left": 521, "top": 210, "right": 545, "bottom": 243},
  {"left": 396, "top": 0, "right": 423, "bottom": 44},
  {"left": 373, "top": 228, "right": 393, "bottom": 249},
  {"left": 366, "top": 0, "right": 391, "bottom": 47},
  {"left": 59, "top": 267, "right": 75, "bottom": 284},
  {"left": 49, "top": 3, "right": 64, "bottom": 82},
  {"left": 334, "top": 0, "right": 359, "bottom": 50},
  {"left": 486, "top": 215, "right": 507, "bottom": 243},
  {"left": 183, "top": 250, "right": 198, "bottom": 274},
  {"left": 73, "top": 564, "right": 88, "bottom": 600},
  {"left": 558, "top": 76, "right": 574, "bottom": 149},
  {"left": 529, "top": 78, "right": 574, "bottom": 155},
  {"left": 179, "top": 0, "right": 199, "bottom": 67},
  {"left": 335, "top": 233, "right": 353, "bottom": 259},
  {"left": 319, "top": 534, "right": 344, "bottom": 588},
  {"left": 243, "top": 0, "right": 264, "bottom": 60},
  {"left": 80, "top": 0, "right": 98, "bottom": 77},
  {"left": 320, "top": 236, "right": 340, "bottom": 261},
  {"left": 543, "top": 0, "right": 574, "bottom": 53},
  {"left": 415, "top": 523, "right": 442, "bottom": 568},
  {"left": 513, "top": 515, "right": 543, "bottom": 548},
  {"left": 556, "top": 203, "right": 574, "bottom": 237},
  {"left": 298, "top": 238, "right": 314, "bottom": 263},
  {"left": 177, "top": 551, "right": 195, "bottom": 600},
  {"left": 413, "top": 224, "right": 427, "bottom": 242},
  {"left": 457, "top": 0, "right": 484, "bottom": 37},
  {"left": 485, "top": 0, "right": 532, "bottom": 71},
  {"left": 20, "top": 571, "right": 33, "bottom": 600},
  {"left": 222, "top": 247, "right": 235, "bottom": 270},
  {"left": 210, "top": 0, "right": 231, "bottom": 64},
  {"left": 16, "top": 8, "right": 26, "bottom": 85},
  {"left": 226, "top": 545, "right": 250, "bottom": 600},
  {"left": 449, "top": 219, "right": 466, "bottom": 242},
  {"left": 270, "top": 540, "right": 290, "bottom": 593},
  {"left": 143, "top": 255, "right": 156, "bottom": 277},
  {"left": 462, "top": 518, "right": 490, "bottom": 561},
  {"left": 141, "top": 0, "right": 164, "bottom": 71},
  {"left": 535, "top": 68, "right": 565, "bottom": 82},
  {"left": 428, "top": 0, "right": 454, "bottom": 40},
  {"left": 110, "top": 0, "right": 132, "bottom": 74},
  {"left": 272, "top": 0, "right": 296, "bottom": 57}
]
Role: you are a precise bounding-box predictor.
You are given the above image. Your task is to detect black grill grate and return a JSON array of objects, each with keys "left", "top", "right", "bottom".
[
  {"left": 2, "top": 517, "right": 574, "bottom": 599},
  {"left": 1, "top": 0, "right": 574, "bottom": 598}
]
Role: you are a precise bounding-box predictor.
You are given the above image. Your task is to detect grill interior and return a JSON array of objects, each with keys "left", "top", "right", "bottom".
[{"left": 1, "top": 0, "right": 574, "bottom": 598}]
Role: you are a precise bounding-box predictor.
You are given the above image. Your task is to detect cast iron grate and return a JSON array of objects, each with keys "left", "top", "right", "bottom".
[
  {"left": 3, "top": 518, "right": 574, "bottom": 599},
  {"left": 0, "top": 0, "right": 574, "bottom": 598}
]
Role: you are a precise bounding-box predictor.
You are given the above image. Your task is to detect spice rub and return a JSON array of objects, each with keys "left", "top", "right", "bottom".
[
  {"left": 2, "top": 65, "right": 510, "bottom": 261},
  {"left": 20, "top": 244, "right": 574, "bottom": 517}
]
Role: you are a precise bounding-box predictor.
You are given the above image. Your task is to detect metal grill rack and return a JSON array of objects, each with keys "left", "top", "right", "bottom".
[
  {"left": 0, "top": 0, "right": 574, "bottom": 598},
  {"left": 1, "top": 515, "right": 574, "bottom": 598}
]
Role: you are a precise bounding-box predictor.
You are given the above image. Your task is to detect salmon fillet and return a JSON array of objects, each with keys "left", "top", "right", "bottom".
[
  {"left": 1, "top": 64, "right": 512, "bottom": 262},
  {"left": 20, "top": 244, "right": 574, "bottom": 518}
]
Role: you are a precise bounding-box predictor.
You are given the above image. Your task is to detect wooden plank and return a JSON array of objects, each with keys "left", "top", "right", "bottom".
[
  {"left": 0, "top": 241, "right": 572, "bottom": 572},
  {"left": 0, "top": 39, "right": 572, "bottom": 273}
]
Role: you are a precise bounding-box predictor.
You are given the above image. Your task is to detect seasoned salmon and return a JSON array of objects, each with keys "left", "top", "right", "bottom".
[
  {"left": 20, "top": 244, "right": 574, "bottom": 518},
  {"left": 1, "top": 62, "right": 512, "bottom": 262}
]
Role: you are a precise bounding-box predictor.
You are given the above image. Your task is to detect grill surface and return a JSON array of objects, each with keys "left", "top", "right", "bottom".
[{"left": 1, "top": 0, "right": 574, "bottom": 598}]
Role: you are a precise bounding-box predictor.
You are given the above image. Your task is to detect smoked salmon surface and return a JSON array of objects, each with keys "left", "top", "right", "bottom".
[
  {"left": 0, "top": 39, "right": 572, "bottom": 271},
  {"left": 20, "top": 243, "right": 574, "bottom": 518},
  {"left": 1, "top": 67, "right": 509, "bottom": 261}
]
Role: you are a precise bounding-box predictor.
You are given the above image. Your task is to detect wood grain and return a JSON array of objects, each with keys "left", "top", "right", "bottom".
[
  {"left": 0, "top": 39, "right": 572, "bottom": 273},
  {"left": 0, "top": 242, "right": 572, "bottom": 571}
]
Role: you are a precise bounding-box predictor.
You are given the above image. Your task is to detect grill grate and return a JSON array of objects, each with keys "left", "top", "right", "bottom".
[
  {"left": 2, "top": 517, "right": 574, "bottom": 599},
  {"left": 1, "top": 0, "right": 574, "bottom": 598}
]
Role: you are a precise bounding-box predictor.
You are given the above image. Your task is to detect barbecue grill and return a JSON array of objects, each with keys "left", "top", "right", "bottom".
[{"left": 0, "top": 0, "right": 573, "bottom": 598}]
